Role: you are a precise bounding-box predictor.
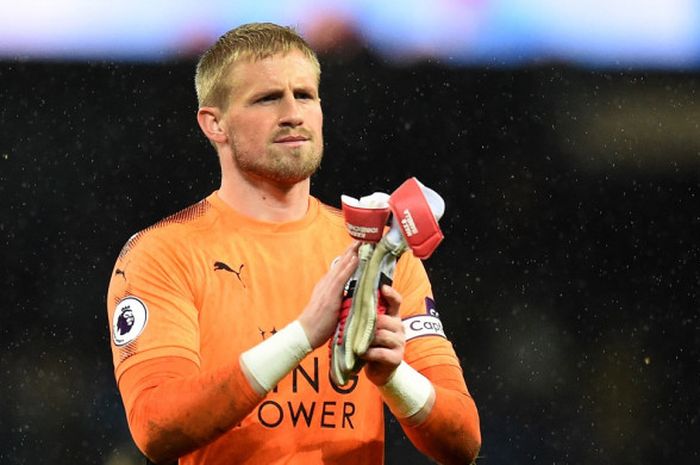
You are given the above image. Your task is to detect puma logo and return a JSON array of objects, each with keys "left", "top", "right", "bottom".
[
  {"left": 115, "top": 268, "right": 127, "bottom": 280},
  {"left": 258, "top": 326, "right": 278, "bottom": 340},
  {"left": 214, "top": 261, "right": 246, "bottom": 288}
]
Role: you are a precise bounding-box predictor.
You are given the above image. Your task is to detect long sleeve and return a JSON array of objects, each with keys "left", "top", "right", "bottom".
[
  {"left": 118, "top": 356, "right": 263, "bottom": 463},
  {"left": 389, "top": 252, "right": 481, "bottom": 463},
  {"left": 399, "top": 364, "right": 481, "bottom": 465}
]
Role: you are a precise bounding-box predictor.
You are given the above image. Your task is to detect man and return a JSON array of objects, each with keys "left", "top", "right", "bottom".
[{"left": 107, "top": 22, "right": 480, "bottom": 465}]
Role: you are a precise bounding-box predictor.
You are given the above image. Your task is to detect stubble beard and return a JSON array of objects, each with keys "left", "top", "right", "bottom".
[{"left": 230, "top": 136, "right": 323, "bottom": 186}]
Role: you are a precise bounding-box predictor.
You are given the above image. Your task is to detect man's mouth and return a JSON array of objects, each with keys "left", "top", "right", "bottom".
[
  {"left": 275, "top": 135, "right": 308, "bottom": 142},
  {"left": 274, "top": 135, "right": 309, "bottom": 147}
]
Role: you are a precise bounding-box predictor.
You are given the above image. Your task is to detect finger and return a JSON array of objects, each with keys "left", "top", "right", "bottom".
[
  {"left": 335, "top": 253, "right": 358, "bottom": 283},
  {"left": 380, "top": 284, "right": 402, "bottom": 317},
  {"left": 343, "top": 240, "right": 361, "bottom": 256},
  {"left": 330, "top": 241, "right": 360, "bottom": 270},
  {"left": 361, "top": 347, "right": 403, "bottom": 365},
  {"left": 370, "top": 328, "right": 404, "bottom": 350},
  {"left": 374, "top": 314, "right": 404, "bottom": 334},
  {"left": 329, "top": 244, "right": 359, "bottom": 280}
]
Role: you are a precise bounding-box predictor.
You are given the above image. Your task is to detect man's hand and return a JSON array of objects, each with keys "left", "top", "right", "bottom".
[
  {"left": 298, "top": 242, "right": 360, "bottom": 349},
  {"left": 362, "top": 284, "right": 405, "bottom": 386}
]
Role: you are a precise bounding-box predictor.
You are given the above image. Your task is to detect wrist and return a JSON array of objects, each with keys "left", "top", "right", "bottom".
[
  {"left": 297, "top": 314, "right": 322, "bottom": 349},
  {"left": 240, "top": 320, "right": 312, "bottom": 394},
  {"left": 378, "top": 361, "right": 434, "bottom": 421}
]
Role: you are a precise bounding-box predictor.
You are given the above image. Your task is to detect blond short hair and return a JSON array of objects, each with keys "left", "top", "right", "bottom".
[{"left": 195, "top": 22, "right": 321, "bottom": 110}]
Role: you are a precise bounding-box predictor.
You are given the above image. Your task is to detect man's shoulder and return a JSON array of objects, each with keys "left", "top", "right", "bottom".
[
  {"left": 117, "top": 198, "right": 216, "bottom": 261},
  {"left": 151, "top": 198, "right": 214, "bottom": 231}
]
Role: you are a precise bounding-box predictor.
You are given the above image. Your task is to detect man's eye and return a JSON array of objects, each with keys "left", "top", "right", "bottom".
[
  {"left": 257, "top": 94, "right": 279, "bottom": 103},
  {"left": 295, "top": 92, "right": 312, "bottom": 99}
]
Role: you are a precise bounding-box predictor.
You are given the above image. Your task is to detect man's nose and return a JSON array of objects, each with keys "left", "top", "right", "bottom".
[{"left": 278, "top": 95, "right": 303, "bottom": 127}]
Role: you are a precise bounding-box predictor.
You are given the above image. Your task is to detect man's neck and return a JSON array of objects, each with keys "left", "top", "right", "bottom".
[{"left": 217, "top": 170, "right": 311, "bottom": 223}]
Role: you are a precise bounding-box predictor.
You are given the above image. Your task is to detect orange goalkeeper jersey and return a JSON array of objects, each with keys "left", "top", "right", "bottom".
[{"left": 107, "top": 192, "right": 463, "bottom": 465}]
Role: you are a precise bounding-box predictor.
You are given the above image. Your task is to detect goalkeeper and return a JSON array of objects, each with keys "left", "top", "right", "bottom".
[{"left": 106, "top": 22, "right": 480, "bottom": 465}]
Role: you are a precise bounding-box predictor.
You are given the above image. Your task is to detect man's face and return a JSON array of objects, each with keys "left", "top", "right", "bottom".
[{"left": 220, "top": 49, "right": 323, "bottom": 185}]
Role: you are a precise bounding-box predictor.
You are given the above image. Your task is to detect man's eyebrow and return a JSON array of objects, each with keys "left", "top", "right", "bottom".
[
  {"left": 291, "top": 84, "right": 319, "bottom": 98},
  {"left": 246, "top": 87, "right": 282, "bottom": 100}
]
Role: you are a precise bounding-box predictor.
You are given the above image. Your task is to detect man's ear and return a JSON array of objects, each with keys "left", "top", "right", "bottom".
[{"left": 197, "top": 107, "right": 228, "bottom": 144}]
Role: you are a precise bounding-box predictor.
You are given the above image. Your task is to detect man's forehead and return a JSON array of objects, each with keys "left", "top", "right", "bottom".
[{"left": 228, "top": 50, "right": 319, "bottom": 86}]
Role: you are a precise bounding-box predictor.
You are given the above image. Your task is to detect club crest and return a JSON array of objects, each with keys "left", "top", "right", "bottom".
[{"left": 112, "top": 296, "right": 148, "bottom": 346}]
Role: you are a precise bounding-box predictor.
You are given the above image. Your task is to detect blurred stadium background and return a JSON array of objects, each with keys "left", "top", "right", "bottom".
[{"left": 1, "top": 1, "right": 699, "bottom": 463}]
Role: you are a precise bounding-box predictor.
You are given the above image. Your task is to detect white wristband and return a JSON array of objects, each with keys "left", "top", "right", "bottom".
[
  {"left": 378, "top": 361, "right": 434, "bottom": 419},
  {"left": 240, "top": 320, "right": 312, "bottom": 393}
]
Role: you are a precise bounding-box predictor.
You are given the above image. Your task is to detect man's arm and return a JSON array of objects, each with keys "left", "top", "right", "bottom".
[
  {"left": 368, "top": 338, "right": 481, "bottom": 465},
  {"left": 116, "top": 243, "right": 359, "bottom": 463},
  {"left": 362, "top": 286, "right": 481, "bottom": 465},
  {"left": 398, "top": 364, "right": 481, "bottom": 465},
  {"left": 119, "top": 356, "right": 260, "bottom": 463}
]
